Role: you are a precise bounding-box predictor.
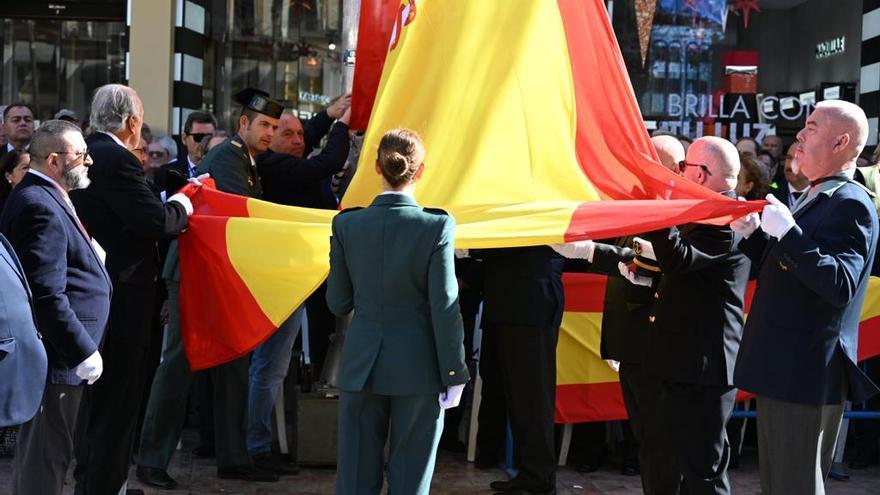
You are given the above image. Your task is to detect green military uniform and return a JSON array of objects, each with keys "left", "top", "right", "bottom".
[
  {"left": 197, "top": 134, "right": 262, "bottom": 198},
  {"left": 326, "top": 193, "right": 470, "bottom": 494},
  {"left": 195, "top": 132, "right": 262, "bottom": 470},
  {"left": 138, "top": 135, "right": 261, "bottom": 473}
]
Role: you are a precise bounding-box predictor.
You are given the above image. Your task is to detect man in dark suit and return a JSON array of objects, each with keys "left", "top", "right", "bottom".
[
  {"left": 629, "top": 136, "right": 750, "bottom": 494},
  {"left": 770, "top": 142, "right": 810, "bottom": 210},
  {"left": 0, "top": 103, "right": 35, "bottom": 158},
  {"left": 68, "top": 84, "right": 193, "bottom": 494},
  {"left": 154, "top": 111, "right": 217, "bottom": 196},
  {"left": 1, "top": 120, "right": 112, "bottom": 493},
  {"left": 475, "top": 246, "right": 563, "bottom": 495},
  {"left": 554, "top": 134, "right": 685, "bottom": 490},
  {"left": 258, "top": 96, "right": 351, "bottom": 210},
  {"left": 732, "top": 100, "right": 879, "bottom": 494},
  {"left": 0, "top": 233, "right": 47, "bottom": 428}
]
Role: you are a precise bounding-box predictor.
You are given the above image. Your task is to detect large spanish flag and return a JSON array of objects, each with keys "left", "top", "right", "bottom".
[{"left": 178, "top": 1, "right": 769, "bottom": 369}]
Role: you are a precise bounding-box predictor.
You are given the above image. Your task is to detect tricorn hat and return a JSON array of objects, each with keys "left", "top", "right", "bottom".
[{"left": 233, "top": 87, "right": 284, "bottom": 119}]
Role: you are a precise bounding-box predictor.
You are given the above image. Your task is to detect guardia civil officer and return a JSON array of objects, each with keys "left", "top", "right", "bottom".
[{"left": 327, "top": 129, "right": 469, "bottom": 494}]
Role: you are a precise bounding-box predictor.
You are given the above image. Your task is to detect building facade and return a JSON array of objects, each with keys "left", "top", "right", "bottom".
[{"left": 0, "top": 0, "right": 878, "bottom": 149}]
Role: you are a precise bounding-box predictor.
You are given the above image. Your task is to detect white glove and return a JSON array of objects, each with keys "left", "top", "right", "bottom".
[
  {"left": 731, "top": 212, "right": 760, "bottom": 239},
  {"left": 605, "top": 359, "right": 620, "bottom": 372},
  {"left": 551, "top": 240, "right": 595, "bottom": 261},
  {"left": 438, "top": 383, "right": 466, "bottom": 409},
  {"left": 189, "top": 173, "right": 210, "bottom": 187},
  {"left": 761, "top": 194, "right": 796, "bottom": 240},
  {"left": 632, "top": 237, "right": 656, "bottom": 260},
  {"left": 167, "top": 192, "right": 194, "bottom": 216},
  {"left": 75, "top": 350, "right": 103, "bottom": 385},
  {"left": 617, "top": 261, "right": 653, "bottom": 287},
  {"left": 730, "top": 196, "right": 760, "bottom": 239},
  {"left": 454, "top": 249, "right": 469, "bottom": 259}
]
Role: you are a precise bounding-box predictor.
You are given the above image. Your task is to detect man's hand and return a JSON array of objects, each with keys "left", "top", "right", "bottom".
[
  {"left": 327, "top": 93, "right": 352, "bottom": 119},
  {"left": 439, "top": 383, "right": 466, "bottom": 409},
  {"left": 617, "top": 262, "right": 652, "bottom": 287},
  {"left": 75, "top": 350, "right": 103, "bottom": 385},
  {"left": 338, "top": 106, "right": 351, "bottom": 126},
  {"left": 761, "top": 194, "right": 796, "bottom": 240},
  {"left": 168, "top": 193, "right": 194, "bottom": 216},
  {"left": 551, "top": 240, "right": 595, "bottom": 261}
]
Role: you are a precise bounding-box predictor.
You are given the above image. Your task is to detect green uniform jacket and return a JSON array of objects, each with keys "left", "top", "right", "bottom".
[
  {"left": 197, "top": 135, "right": 262, "bottom": 198},
  {"left": 326, "top": 193, "right": 470, "bottom": 396}
]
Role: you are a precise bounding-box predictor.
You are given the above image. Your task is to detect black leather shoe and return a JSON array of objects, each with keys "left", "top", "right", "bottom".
[
  {"left": 191, "top": 445, "right": 215, "bottom": 458},
  {"left": 217, "top": 465, "right": 279, "bottom": 482},
  {"left": 252, "top": 452, "right": 301, "bottom": 475},
  {"left": 490, "top": 478, "right": 523, "bottom": 491},
  {"left": 135, "top": 466, "right": 178, "bottom": 489}
]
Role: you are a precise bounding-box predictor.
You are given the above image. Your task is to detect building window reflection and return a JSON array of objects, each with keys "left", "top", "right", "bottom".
[
  {"left": 209, "top": 0, "right": 343, "bottom": 129},
  {"left": 0, "top": 18, "right": 126, "bottom": 123}
]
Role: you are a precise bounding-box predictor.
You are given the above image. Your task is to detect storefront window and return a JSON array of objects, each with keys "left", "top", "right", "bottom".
[
  {"left": 615, "top": 0, "right": 734, "bottom": 137},
  {"left": 208, "top": 0, "right": 343, "bottom": 130},
  {"left": 0, "top": 18, "right": 126, "bottom": 123}
]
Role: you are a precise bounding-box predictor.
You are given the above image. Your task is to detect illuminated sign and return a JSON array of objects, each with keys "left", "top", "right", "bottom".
[{"left": 816, "top": 36, "right": 845, "bottom": 59}]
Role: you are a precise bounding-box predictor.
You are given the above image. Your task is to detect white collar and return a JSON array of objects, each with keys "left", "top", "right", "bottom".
[
  {"left": 28, "top": 168, "right": 67, "bottom": 197},
  {"left": 98, "top": 130, "right": 126, "bottom": 148},
  {"left": 6, "top": 142, "right": 29, "bottom": 152},
  {"left": 379, "top": 190, "right": 415, "bottom": 197},
  {"left": 187, "top": 155, "right": 198, "bottom": 171}
]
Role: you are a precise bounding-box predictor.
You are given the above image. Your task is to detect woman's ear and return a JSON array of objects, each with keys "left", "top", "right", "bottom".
[{"left": 414, "top": 162, "right": 426, "bottom": 180}]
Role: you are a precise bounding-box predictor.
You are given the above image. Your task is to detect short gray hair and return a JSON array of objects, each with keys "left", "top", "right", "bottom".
[
  {"left": 30, "top": 120, "right": 82, "bottom": 164},
  {"left": 89, "top": 84, "right": 141, "bottom": 133},
  {"left": 155, "top": 135, "right": 178, "bottom": 161}
]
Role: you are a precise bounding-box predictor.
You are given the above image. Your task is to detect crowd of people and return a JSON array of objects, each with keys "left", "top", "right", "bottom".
[{"left": 0, "top": 83, "right": 878, "bottom": 495}]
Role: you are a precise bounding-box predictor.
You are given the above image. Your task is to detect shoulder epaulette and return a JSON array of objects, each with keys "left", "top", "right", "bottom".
[
  {"left": 422, "top": 207, "right": 449, "bottom": 216},
  {"left": 337, "top": 207, "right": 364, "bottom": 215}
]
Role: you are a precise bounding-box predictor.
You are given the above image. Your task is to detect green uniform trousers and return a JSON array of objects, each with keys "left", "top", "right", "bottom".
[
  {"left": 335, "top": 390, "right": 444, "bottom": 495},
  {"left": 138, "top": 277, "right": 252, "bottom": 470}
]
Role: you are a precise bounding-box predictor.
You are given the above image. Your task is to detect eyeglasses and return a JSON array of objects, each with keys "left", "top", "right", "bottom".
[
  {"left": 48, "top": 149, "right": 89, "bottom": 161},
  {"left": 148, "top": 150, "right": 168, "bottom": 159},
  {"left": 188, "top": 133, "right": 212, "bottom": 143},
  {"left": 677, "top": 160, "right": 713, "bottom": 176}
]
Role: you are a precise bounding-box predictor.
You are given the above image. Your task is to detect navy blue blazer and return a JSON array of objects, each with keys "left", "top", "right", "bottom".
[
  {"left": 0, "top": 173, "right": 112, "bottom": 386},
  {"left": 735, "top": 179, "right": 880, "bottom": 404},
  {"left": 0, "top": 233, "right": 47, "bottom": 426}
]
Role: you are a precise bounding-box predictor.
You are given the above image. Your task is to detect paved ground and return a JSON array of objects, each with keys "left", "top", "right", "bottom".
[{"left": 2, "top": 429, "right": 879, "bottom": 494}]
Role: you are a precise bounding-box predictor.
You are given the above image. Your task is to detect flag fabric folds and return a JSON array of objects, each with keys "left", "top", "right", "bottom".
[{"left": 179, "top": 1, "right": 770, "bottom": 373}]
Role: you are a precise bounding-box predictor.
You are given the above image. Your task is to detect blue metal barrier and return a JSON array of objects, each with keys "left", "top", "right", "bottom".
[{"left": 731, "top": 410, "right": 880, "bottom": 419}]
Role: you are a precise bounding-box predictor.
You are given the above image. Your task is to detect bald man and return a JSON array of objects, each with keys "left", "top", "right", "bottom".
[
  {"left": 651, "top": 134, "right": 685, "bottom": 170},
  {"left": 732, "top": 101, "right": 879, "bottom": 494},
  {"left": 631, "top": 136, "right": 750, "bottom": 495},
  {"left": 550, "top": 134, "right": 688, "bottom": 493}
]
